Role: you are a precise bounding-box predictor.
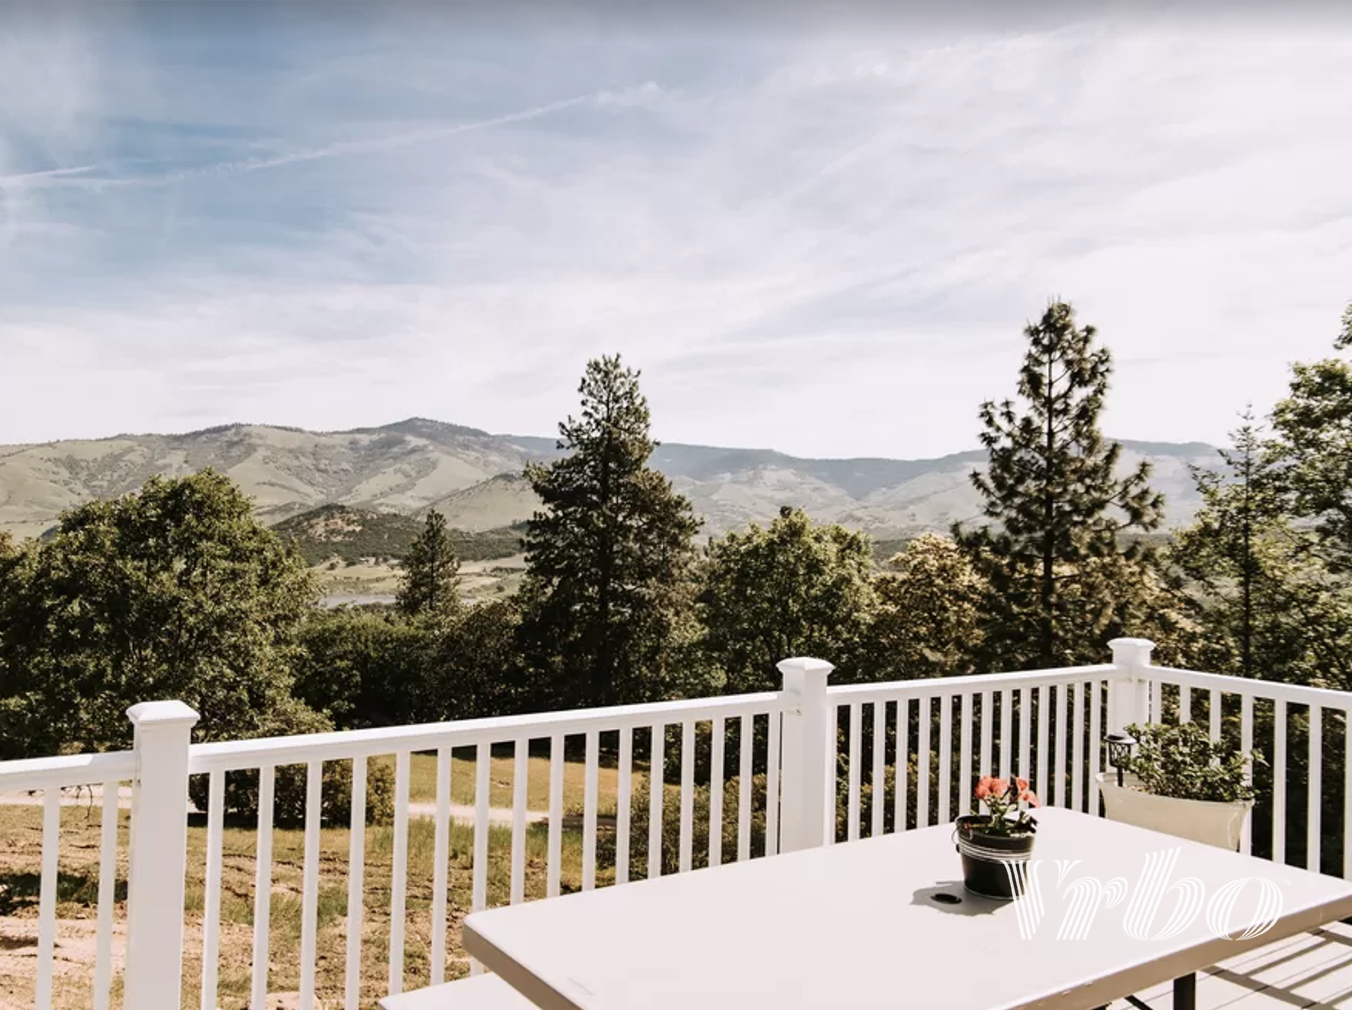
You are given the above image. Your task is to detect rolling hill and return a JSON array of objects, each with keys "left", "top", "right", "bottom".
[{"left": 0, "top": 418, "right": 1219, "bottom": 543}]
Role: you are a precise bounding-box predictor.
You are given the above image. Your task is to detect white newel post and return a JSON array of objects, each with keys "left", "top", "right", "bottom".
[
  {"left": 124, "top": 700, "right": 199, "bottom": 1010},
  {"left": 1107, "top": 637, "right": 1154, "bottom": 740},
  {"left": 777, "top": 657, "right": 834, "bottom": 853}
]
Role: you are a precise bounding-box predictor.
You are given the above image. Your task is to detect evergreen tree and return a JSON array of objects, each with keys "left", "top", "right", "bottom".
[
  {"left": 518, "top": 355, "right": 701, "bottom": 709},
  {"left": 954, "top": 301, "right": 1164, "bottom": 670},
  {"left": 396, "top": 510, "right": 461, "bottom": 621}
]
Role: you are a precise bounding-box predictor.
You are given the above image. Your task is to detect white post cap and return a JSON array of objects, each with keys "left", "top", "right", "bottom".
[
  {"left": 126, "top": 700, "right": 200, "bottom": 728},
  {"left": 1108, "top": 638, "right": 1155, "bottom": 667}
]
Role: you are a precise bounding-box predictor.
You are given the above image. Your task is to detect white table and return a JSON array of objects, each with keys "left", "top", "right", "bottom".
[{"left": 464, "top": 807, "right": 1352, "bottom": 1010}]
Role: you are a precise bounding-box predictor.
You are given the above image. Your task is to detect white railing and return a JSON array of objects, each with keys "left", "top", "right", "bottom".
[{"left": 3, "top": 639, "right": 1350, "bottom": 1009}]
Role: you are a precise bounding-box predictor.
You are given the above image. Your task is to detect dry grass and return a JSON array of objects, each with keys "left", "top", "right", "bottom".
[{"left": 1, "top": 798, "right": 606, "bottom": 1010}]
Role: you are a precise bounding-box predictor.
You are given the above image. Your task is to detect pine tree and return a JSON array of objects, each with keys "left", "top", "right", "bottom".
[
  {"left": 518, "top": 355, "right": 701, "bottom": 708},
  {"left": 954, "top": 301, "right": 1164, "bottom": 670},
  {"left": 396, "top": 510, "right": 461, "bottom": 621}
]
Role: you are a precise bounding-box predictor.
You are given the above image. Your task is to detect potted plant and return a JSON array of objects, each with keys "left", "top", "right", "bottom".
[
  {"left": 1097, "top": 721, "right": 1262, "bottom": 851},
  {"left": 954, "top": 776, "right": 1039, "bottom": 900}
]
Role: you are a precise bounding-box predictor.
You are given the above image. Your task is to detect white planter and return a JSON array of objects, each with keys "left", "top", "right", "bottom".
[{"left": 1096, "top": 772, "right": 1252, "bottom": 851}]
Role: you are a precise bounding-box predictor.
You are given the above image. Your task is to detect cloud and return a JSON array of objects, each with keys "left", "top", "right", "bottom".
[{"left": 0, "top": 6, "right": 1350, "bottom": 459}]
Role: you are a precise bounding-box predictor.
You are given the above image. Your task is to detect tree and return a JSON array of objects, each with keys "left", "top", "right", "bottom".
[
  {"left": 518, "top": 355, "right": 701, "bottom": 709},
  {"left": 954, "top": 301, "right": 1164, "bottom": 670},
  {"left": 867, "top": 534, "right": 985, "bottom": 680},
  {"left": 698, "top": 507, "right": 876, "bottom": 693},
  {"left": 0, "top": 470, "right": 317, "bottom": 757},
  {"left": 396, "top": 510, "right": 461, "bottom": 621},
  {"left": 1270, "top": 300, "right": 1352, "bottom": 570}
]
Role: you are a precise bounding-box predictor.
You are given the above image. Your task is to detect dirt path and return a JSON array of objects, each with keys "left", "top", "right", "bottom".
[{"left": 0, "top": 787, "right": 549, "bottom": 826}]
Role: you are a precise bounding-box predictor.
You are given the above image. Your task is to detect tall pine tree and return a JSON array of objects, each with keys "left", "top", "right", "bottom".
[
  {"left": 396, "top": 510, "right": 461, "bottom": 621},
  {"left": 954, "top": 301, "right": 1164, "bottom": 670},
  {"left": 518, "top": 355, "right": 700, "bottom": 709}
]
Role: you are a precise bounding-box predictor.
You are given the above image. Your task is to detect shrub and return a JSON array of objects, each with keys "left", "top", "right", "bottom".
[
  {"left": 1125, "top": 721, "right": 1261, "bottom": 803},
  {"left": 595, "top": 773, "right": 768, "bottom": 876},
  {"left": 187, "top": 699, "right": 395, "bottom": 826}
]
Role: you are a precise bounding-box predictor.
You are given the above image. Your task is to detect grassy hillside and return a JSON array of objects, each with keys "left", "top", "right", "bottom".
[{"left": 274, "top": 504, "right": 525, "bottom": 567}]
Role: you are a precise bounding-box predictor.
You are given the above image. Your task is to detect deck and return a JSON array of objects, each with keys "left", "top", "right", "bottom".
[{"left": 1116, "top": 921, "right": 1352, "bottom": 1010}]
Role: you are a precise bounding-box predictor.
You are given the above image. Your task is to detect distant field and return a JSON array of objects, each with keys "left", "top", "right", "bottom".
[{"left": 316, "top": 555, "right": 527, "bottom": 604}]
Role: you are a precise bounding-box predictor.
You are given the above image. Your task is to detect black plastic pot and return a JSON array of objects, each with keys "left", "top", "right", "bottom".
[{"left": 954, "top": 815, "right": 1037, "bottom": 900}]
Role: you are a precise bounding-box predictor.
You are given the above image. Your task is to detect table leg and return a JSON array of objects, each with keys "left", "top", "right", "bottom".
[{"left": 1173, "top": 973, "right": 1196, "bottom": 1010}]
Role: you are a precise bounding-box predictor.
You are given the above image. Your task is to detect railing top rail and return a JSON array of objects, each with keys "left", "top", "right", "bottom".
[
  {"left": 826, "top": 663, "right": 1121, "bottom": 705},
  {"left": 188, "top": 690, "right": 788, "bottom": 773},
  {"left": 0, "top": 749, "right": 137, "bottom": 792},
  {"left": 1145, "top": 666, "right": 1352, "bottom": 710}
]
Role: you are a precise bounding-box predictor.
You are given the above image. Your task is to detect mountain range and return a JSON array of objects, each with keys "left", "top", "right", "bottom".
[{"left": 0, "top": 417, "right": 1220, "bottom": 543}]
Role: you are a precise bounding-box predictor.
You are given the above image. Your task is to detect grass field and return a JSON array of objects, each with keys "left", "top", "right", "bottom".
[
  {"left": 381, "top": 750, "right": 626, "bottom": 812},
  {"left": 0, "top": 800, "right": 601, "bottom": 1010}
]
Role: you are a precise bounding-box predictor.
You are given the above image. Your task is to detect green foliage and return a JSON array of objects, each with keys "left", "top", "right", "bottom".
[
  {"left": 869, "top": 534, "right": 984, "bottom": 679},
  {"left": 1124, "top": 721, "right": 1260, "bottom": 803},
  {"left": 1271, "top": 301, "right": 1352, "bottom": 570},
  {"left": 698, "top": 507, "right": 876, "bottom": 693},
  {"left": 0, "top": 470, "right": 317, "bottom": 757},
  {"left": 518, "top": 355, "right": 701, "bottom": 709},
  {"left": 954, "top": 301, "right": 1164, "bottom": 670},
  {"left": 396, "top": 510, "right": 461, "bottom": 621}
]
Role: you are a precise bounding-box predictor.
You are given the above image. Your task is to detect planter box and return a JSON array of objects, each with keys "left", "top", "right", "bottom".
[{"left": 1096, "top": 772, "right": 1251, "bottom": 851}]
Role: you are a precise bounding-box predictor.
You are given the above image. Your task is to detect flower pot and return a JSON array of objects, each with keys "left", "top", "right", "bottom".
[
  {"left": 954, "top": 815, "right": 1037, "bottom": 900},
  {"left": 1096, "top": 772, "right": 1252, "bottom": 851}
]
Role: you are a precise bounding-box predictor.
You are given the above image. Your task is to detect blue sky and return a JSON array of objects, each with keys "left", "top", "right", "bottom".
[{"left": 2, "top": 3, "right": 1351, "bottom": 459}]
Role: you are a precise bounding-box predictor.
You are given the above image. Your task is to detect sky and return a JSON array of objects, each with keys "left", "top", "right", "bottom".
[{"left": 1, "top": 2, "right": 1351, "bottom": 460}]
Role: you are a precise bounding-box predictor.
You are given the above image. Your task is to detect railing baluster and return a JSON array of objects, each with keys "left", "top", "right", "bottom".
[
  {"left": 1309, "top": 705, "right": 1323, "bottom": 873},
  {"left": 980, "top": 689, "right": 993, "bottom": 779},
  {"left": 709, "top": 717, "right": 725, "bottom": 867},
  {"left": 648, "top": 725, "right": 663, "bottom": 878},
  {"left": 895, "top": 699, "right": 910, "bottom": 831},
  {"left": 917, "top": 696, "right": 931, "bottom": 829},
  {"left": 738, "top": 714, "right": 753, "bottom": 861},
  {"left": 389, "top": 752, "right": 410, "bottom": 994},
  {"left": 1241, "top": 695, "right": 1254, "bottom": 857},
  {"left": 345, "top": 756, "right": 366, "bottom": 1010},
  {"left": 1180, "top": 684, "right": 1192, "bottom": 724},
  {"left": 470, "top": 743, "right": 491, "bottom": 975},
  {"left": 679, "top": 721, "right": 694, "bottom": 873},
  {"left": 511, "top": 739, "right": 527, "bottom": 903},
  {"left": 1274, "top": 699, "right": 1288, "bottom": 865},
  {"left": 251, "top": 764, "right": 275, "bottom": 1010},
  {"left": 36, "top": 788, "right": 60, "bottom": 1010},
  {"left": 1019, "top": 687, "right": 1032, "bottom": 782},
  {"left": 431, "top": 747, "right": 451, "bottom": 982},
  {"left": 1071, "top": 682, "right": 1084, "bottom": 813},
  {"left": 1344, "top": 709, "right": 1352, "bottom": 878},
  {"left": 828, "top": 703, "right": 839, "bottom": 845},
  {"left": 200, "top": 772, "right": 224, "bottom": 1010},
  {"left": 766, "top": 710, "right": 781, "bottom": 855},
  {"left": 938, "top": 695, "right": 952, "bottom": 825},
  {"left": 548, "top": 733, "right": 565, "bottom": 895},
  {"left": 1210, "top": 689, "right": 1222, "bottom": 743},
  {"left": 584, "top": 730, "right": 600, "bottom": 887},
  {"left": 300, "top": 761, "right": 322, "bottom": 1010},
  {"left": 1036, "top": 685, "right": 1049, "bottom": 802},
  {"left": 617, "top": 729, "right": 633, "bottom": 883},
  {"left": 1053, "top": 686, "right": 1067, "bottom": 808},
  {"left": 847, "top": 701, "right": 862, "bottom": 842},
  {"left": 871, "top": 701, "right": 886, "bottom": 837},
  {"left": 998, "top": 689, "right": 1012, "bottom": 780},
  {"left": 959, "top": 693, "right": 973, "bottom": 816},
  {"left": 96, "top": 780, "right": 119, "bottom": 1010},
  {"left": 1088, "top": 680, "right": 1102, "bottom": 816}
]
